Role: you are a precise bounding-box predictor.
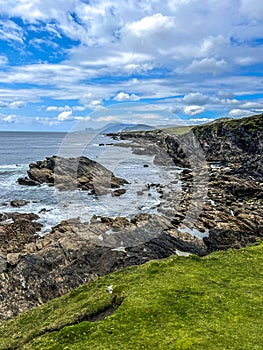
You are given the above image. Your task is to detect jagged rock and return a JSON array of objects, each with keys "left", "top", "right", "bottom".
[
  {"left": 18, "top": 156, "right": 128, "bottom": 194},
  {"left": 0, "top": 213, "right": 206, "bottom": 322},
  {"left": 0, "top": 212, "right": 41, "bottom": 254}
]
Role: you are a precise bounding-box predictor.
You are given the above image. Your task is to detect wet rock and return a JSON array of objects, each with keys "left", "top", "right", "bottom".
[
  {"left": 18, "top": 156, "right": 128, "bottom": 194},
  {"left": 17, "top": 177, "right": 40, "bottom": 186},
  {"left": 10, "top": 200, "right": 29, "bottom": 208},
  {"left": 112, "top": 189, "right": 126, "bottom": 196}
]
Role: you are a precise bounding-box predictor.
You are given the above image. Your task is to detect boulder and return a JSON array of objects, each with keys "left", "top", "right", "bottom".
[
  {"left": 18, "top": 156, "right": 128, "bottom": 195},
  {"left": 10, "top": 200, "right": 29, "bottom": 208}
]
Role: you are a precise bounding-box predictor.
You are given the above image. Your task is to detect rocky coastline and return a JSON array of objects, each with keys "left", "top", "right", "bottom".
[{"left": 0, "top": 114, "right": 262, "bottom": 322}]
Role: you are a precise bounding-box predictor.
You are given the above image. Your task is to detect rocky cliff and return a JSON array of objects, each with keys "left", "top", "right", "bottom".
[{"left": 115, "top": 113, "right": 263, "bottom": 179}]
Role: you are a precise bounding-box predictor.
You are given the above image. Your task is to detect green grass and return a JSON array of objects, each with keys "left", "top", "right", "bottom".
[
  {"left": 162, "top": 126, "right": 193, "bottom": 135},
  {"left": 1, "top": 243, "right": 263, "bottom": 349}
]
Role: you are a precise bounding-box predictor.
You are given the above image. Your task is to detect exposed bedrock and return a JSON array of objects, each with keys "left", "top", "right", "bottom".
[{"left": 18, "top": 156, "right": 128, "bottom": 194}]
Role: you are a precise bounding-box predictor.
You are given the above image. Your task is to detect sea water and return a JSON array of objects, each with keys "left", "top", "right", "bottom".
[{"left": 0, "top": 131, "right": 181, "bottom": 234}]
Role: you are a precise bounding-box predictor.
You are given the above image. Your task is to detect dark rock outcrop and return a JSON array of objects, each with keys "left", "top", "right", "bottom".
[
  {"left": 0, "top": 213, "right": 206, "bottom": 322},
  {"left": 18, "top": 156, "right": 128, "bottom": 194},
  {"left": 10, "top": 200, "right": 29, "bottom": 208},
  {"left": 0, "top": 212, "right": 41, "bottom": 255},
  {"left": 110, "top": 113, "right": 263, "bottom": 252}
]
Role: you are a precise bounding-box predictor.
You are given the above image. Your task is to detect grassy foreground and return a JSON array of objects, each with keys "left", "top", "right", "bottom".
[{"left": 0, "top": 243, "right": 263, "bottom": 350}]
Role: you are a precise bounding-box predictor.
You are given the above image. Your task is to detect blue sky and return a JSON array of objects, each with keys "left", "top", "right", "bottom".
[{"left": 0, "top": 0, "right": 262, "bottom": 131}]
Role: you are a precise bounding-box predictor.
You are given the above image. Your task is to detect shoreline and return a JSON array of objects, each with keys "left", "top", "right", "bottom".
[{"left": 0, "top": 114, "right": 262, "bottom": 322}]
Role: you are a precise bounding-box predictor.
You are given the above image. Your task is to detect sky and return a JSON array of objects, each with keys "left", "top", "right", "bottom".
[{"left": 0, "top": 0, "right": 262, "bottom": 131}]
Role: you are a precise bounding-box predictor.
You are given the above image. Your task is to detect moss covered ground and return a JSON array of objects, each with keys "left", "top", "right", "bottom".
[{"left": 0, "top": 242, "right": 263, "bottom": 349}]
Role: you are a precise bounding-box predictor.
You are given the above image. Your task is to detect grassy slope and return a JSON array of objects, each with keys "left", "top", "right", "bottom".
[
  {"left": 163, "top": 113, "right": 263, "bottom": 136},
  {"left": 0, "top": 243, "right": 263, "bottom": 349}
]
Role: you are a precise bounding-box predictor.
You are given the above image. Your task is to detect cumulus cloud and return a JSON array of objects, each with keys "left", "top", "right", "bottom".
[
  {"left": 0, "top": 0, "right": 262, "bottom": 129},
  {"left": 178, "top": 57, "right": 228, "bottom": 75},
  {"left": 114, "top": 92, "right": 140, "bottom": 102},
  {"left": 0, "top": 100, "right": 26, "bottom": 109},
  {"left": 183, "top": 93, "right": 209, "bottom": 105},
  {"left": 123, "top": 13, "right": 175, "bottom": 38},
  {"left": 189, "top": 118, "right": 215, "bottom": 124},
  {"left": 0, "top": 114, "right": 15, "bottom": 123},
  {"left": 184, "top": 105, "right": 205, "bottom": 116},
  {"left": 229, "top": 109, "right": 253, "bottom": 117},
  {"left": 46, "top": 105, "right": 71, "bottom": 112},
  {"left": 9, "top": 101, "right": 26, "bottom": 109},
  {"left": 57, "top": 110, "right": 73, "bottom": 121}
]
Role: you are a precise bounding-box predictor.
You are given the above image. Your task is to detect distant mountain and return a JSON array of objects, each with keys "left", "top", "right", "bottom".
[
  {"left": 122, "top": 124, "right": 155, "bottom": 132},
  {"left": 83, "top": 123, "right": 155, "bottom": 134},
  {"left": 100, "top": 123, "right": 134, "bottom": 133}
]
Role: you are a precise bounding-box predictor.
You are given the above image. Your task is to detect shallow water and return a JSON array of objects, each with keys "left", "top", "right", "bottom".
[{"left": 0, "top": 132, "right": 181, "bottom": 233}]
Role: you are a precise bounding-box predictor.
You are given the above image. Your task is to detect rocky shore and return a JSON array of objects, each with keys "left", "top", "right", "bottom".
[
  {"left": 0, "top": 212, "right": 207, "bottom": 321},
  {"left": 0, "top": 114, "right": 262, "bottom": 322},
  {"left": 114, "top": 114, "right": 262, "bottom": 251}
]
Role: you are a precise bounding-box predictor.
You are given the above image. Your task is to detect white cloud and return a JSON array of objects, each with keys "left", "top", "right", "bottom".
[
  {"left": 95, "top": 115, "right": 119, "bottom": 123},
  {"left": 114, "top": 92, "right": 140, "bottom": 102},
  {"left": 184, "top": 105, "right": 205, "bottom": 116},
  {"left": 240, "top": 0, "right": 263, "bottom": 20},
  {"left": 229, "top": 109, "right": 253, "bottom": 117},
  {"left": 1, "top": 115, "right": 15, "bottom": 123},
  {"left": 178, "top": 57, "right": 228, "bottom": 75},
  {"left": 74, "top": 116, "right": 90, "bottom": 121},
  {"left": 124, "top": 13, "right": 175, "bottom": 37},
  {"left": 0, "top": 19, "right": 24, "bottom": 43},
  {"left": 183, "top": 93, "right": 209, "bottom": 105},
  {"left": 57, "top": 110, "right": 73, "bottom": 121},
  {"left": 239, "top": 102, "right": 263, "bottom": 109},
  {"left": 73, "top": 106, "right": 85, "bottom": 111},
  {"left": 0, "top": 100, "right": 25, "bottom": 109},
  {"left": 0, "top": 0, "right": 262, "bottom": 129},
  {"left": 46, "top": 105, "right": 71, "bottom": 112},
  {"left": 189, "top": 118, "right": 215, "bottom": 124},
  {"left": 9, "top": 101, "right": 25, "bottom": 109}
]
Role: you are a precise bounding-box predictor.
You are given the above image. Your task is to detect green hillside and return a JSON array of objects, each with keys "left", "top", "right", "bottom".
[{"left": 0, "top": 242, "right": 263, "bottom": 350}]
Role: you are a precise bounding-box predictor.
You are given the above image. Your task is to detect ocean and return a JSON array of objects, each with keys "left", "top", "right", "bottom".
[{"left": 0, "top": 131, "right": 181, "bottom": 234}]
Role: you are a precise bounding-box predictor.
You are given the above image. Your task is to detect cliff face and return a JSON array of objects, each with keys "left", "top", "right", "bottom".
[
  {"left": 192, "top": 114, "right": 263, "bottom": 179},
  {"left": 117, "top": 113, "right": 263, "bottom": 179},
  {"left": 193, "top": 114, "right": 262, "bottom": 159},
  {"left": 113, "top": 113, "right": 263, "bottom": 253}
]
